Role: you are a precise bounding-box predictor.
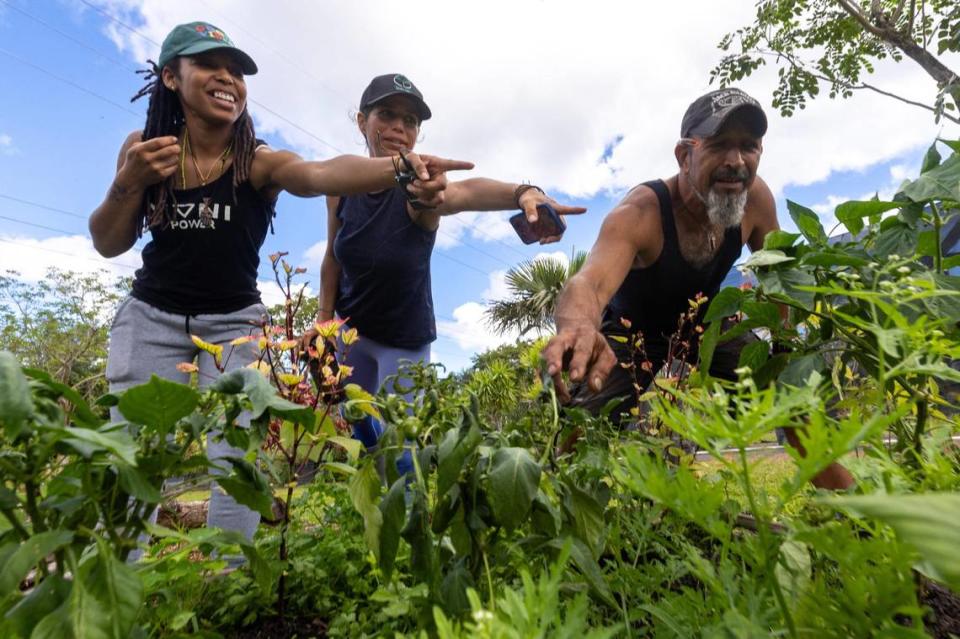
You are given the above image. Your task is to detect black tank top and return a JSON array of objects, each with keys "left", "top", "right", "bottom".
[
  {"left": 333, "top": 188, "right": 437, "bottom": 348},
  {"left": 603, "top": 179, "right": 742, "bottom": 342},
  {"left": 131, "top": 163, "right": 275, "bottom": 315}
]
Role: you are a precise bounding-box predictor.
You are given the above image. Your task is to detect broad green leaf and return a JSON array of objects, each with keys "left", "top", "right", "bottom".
[
  {"left": 24, "top": 368, "right": 101, "bottom": 429},
  {"left": 59, "top": 427, "right": 137, "bottom": 466},
  {"left": 824, "top": 493, "right": 960, "bottom": 590},
  {"left": 0, "top": 351, "right": 32, "bottom": 439},
  {"left": 67, "top": 571, "right": 113, "bottom": 639},
  {"left": 436, "top": 420, "right": 482, "bottom": 497},
  {"left": 778, "top": 353, "right": 826, "bottom": 388},
  {"left": 378, "top": 476, "right": 407, "bottom": 580},
  {"left": 4, "top": 573, "right": 71, "bottom": 638},
  {"left": 87, "top": 539, "right": 143, "bottom": 639},
  {"left": 0, "top": 530, "right": 73, "bottom": 596},
  {"left": 873, "top": 220, "right": 918, "bottom": 258},
  {"left": 321, "top": 461, "right": 357, "bottom": 476},
  {"left": 117, "top": 464, "right": 161, "bottom": 503},
  {"left": 29, "top": 601, "right": 74, "bottom": 639},
  {"left": 485, "top": 447, "right": 541, "bottom": 531},
  {"left": 349, "top": 461, "right": 383, "bottom": 557},
  {"left": 741, "top": 300, "right": 782, "bottom": 328},
  {"left": 213, "top": 457, "right": 273, "bottom": 519},
  {"left": 118, "top": 375, "right": 198, "bottom": 435},
  {"left": 741, "top": 249, "right": 794, "bottom": 269},
  {"left": 561, "top": 482, "right": 606, "bottom": 558},
  {"left": 762, "top": 230, "right": 801, "bottom": 250},
  {"left": 756, "top": 268, "right": 816, "bottom": 309},
  {"left": 211, "top": 368, "right": 314, "bottom": 424},
  {"left": 547, "top": 537, "right": 616, "bottom": 608},
  {"left": 920, "top": 141, "right": 942, "bottom": 173},
  {"left": 788, "top": 200, "right": 827, "bottom": 245},
  {"left": 902, "top": 152, "right": 960, "bottom": 202},
  {"left": 800, "top": 249, "right": 870, "bottom": 268},
  {"left": 400, "top": 486, "right": 437, "bottom": 591},
  {"left": 697, "top": 320, "right": 721, "bottom": 376},
  {"left": 439, "top": 560, "right": 474, "bottom": 617},
  {"left": 835, "top": 200, "right": 901, "bottom": 236},
  {"left": 326, "top": 435, "right": 362, "bottom": 461},
  {"left": 737, "top": 340, "right": 769, "bottom": 372},
  {"left": 776, "top": 539, "right": 811, "bottom": 604},
  {"left": 703, "top": 287, "right": 744, "bottom": 323}
]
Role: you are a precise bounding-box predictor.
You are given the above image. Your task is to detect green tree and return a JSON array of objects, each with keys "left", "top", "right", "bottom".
[
  {"left": 712, "top": 0, "right": 960, "bottom": 123},
  {"left": 0, "top": 268, "right": 127, "bottom": 401},
  {"left": 485, "top": 251, "right": 587, "bottom": 337}
]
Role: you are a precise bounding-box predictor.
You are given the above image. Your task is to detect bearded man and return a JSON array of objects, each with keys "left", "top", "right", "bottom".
[{"left": 543, "top": 88, "right": 853, "bottom": 489}]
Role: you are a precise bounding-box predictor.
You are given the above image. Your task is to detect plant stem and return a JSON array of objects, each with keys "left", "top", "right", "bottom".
[
  {"left": 482, "top": 549, "right": 496, "bottom": 612},
  {"left": 931, "top": 201, "right": 944, "bottom": 273},
  {"left": 738, "top": 447, "right": 798, "bottom": 639}
]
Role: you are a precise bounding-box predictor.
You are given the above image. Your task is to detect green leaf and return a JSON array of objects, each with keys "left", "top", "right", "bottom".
[
  {"left": 436, "top": 420, "right": 482, "bottom": 497},
  {"left": 213, "top": 457, "right": 274, "bottom": 519},
  {"left": 400, "top": 486, "right": 437, "bottom": 591},
  {"left": 788, "top": 200, "right": 827, "bottom": 245},
  {"left": 778, "top": 353, "right": 825, "bottom": 388},
  {"left": 326, "top": 435, "right": 362, "bottom": 461},
  {"left": 58, "top": 427, "right": 137, "bottom": 466},
  {"left": 484, "top": 447, "right": 541, "bottom": 531},
  {"left": 737, "top": 340, "right": 769, "bottom": 372},
  {"left": 439, "top": 561, "right": 474, "bottom": 617},
  {"left": 742, "top": 249, "right": 794, "bottom": 269},
  {"left": 548, "top": 537, "right": 616, "bottom": 608},
  {"left": 67, "top": 571, "right": 113, "bottom": 639},
  {"left": 118, "top": 375, "right": 198, "bottom": 435},
  {"left": 902, "top": 152, "right": 960, "bottom": 202},
  {"left": 756, "top": 268, "right": 816, "bottom": 309},
  {"left": 87, "top": 539, "right": 143, "bottom": 639},
  {"left": 0, "top": 530, "right": 74, "bottom": 596},
  {"left": 562, "top": 482, "right": 606, "bottom": 558},
  {"left": 824, "top": 493, "right": 960, "bottom": 590},
  {"left": 117, "top": 465, "right": 161, "bottom": 503},
  {"left": 0, "top": 351, "right": 33, "bottom": 439},
  {"left": 703, "top": 287, "right": 744, "bottom": 323},
  {"left": 29, "top": 601, "right": 74, "bottom": 639},
  {"left": 800, "top": 249, "right": 871, "bottom": 268},
  {"left": 776, "top": 539, "right": 811, "bottom": 604},
  {"left": 349, "top": 461, "right": 383, "bottom": 558},
  {"left": 835, "top": 200, "right": 900, "bottom": 236},
  {"left": 762, "top": 230, "right": 801, "bottom": 250},
  {"left": 697, "top": 320, "right": 721, "bottom": 376},
  {"left": 741, "top": 300, "right": 782, "bottom": 328},
  {"left": 24, "top": 368, "right": 101, "bottom": 429},
  {"left": 378, "top": 476, "right": 407, "bottom": 580},
  {"left": 4, "top": 573, "right": 71, "bottom": 638},
  {"left": 873, "top": 220, "right": 918, "bottom": 258},
  {"left": 211, "top": 368, "right": 314, "bottom": 424},
  {"left": 920, "top": 142, "right": 942, "bottom": 173}
]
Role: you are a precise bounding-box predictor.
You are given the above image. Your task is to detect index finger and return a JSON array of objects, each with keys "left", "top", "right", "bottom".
[
  {"left": 553, "top": 205, "right": 587, "bottom": 216},
  {"left": 428, "top": 157, "right": 475, "bottom": 173},
  {"left": 542, "top": 334, "right": 573, "bottom": 376}
]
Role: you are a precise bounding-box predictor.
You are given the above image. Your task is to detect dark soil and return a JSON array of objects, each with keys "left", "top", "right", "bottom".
[
  {"left": 921, "top": 577, "right": 960, "bottom": 639},
  {"left": 231, "top": 616, "right": 328, "bottom": 639}
]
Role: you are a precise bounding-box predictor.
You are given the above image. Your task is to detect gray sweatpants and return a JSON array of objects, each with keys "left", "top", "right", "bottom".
[{"left": 107, "top": 296, "right": 266, "bottom": 548}]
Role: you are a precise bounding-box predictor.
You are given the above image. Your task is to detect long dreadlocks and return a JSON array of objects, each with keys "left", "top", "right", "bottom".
[{"left": 131, "top": 59, "right": 257, "bottom": 233}]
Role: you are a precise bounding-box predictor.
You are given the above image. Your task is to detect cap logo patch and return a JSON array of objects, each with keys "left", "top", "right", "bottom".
[
  {"left": 393, "top": 74, "right": 413, "bottom": 92},
  {"left": 192, "top": 24, "right": 232, "bottom": 45},
  {"left": 710, "top": 89, "right": 755, "bottom": 113}
]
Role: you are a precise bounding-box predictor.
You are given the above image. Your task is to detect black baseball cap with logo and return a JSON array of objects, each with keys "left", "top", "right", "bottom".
[
  {"left": 359, "top": 74, "right": 432, "bottom": 121},
  {"left": 681, "top": 88, "right": 767, "bottom": 139},
  {"left": 158, "top": 22, "right": 257, "bottom": 75}
]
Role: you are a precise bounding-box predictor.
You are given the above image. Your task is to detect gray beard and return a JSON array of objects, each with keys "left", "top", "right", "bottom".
[{"left": 706, "top": 188, "right": 747, "bottom": 228}]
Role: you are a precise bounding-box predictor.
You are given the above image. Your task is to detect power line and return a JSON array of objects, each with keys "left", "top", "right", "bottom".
[
  {"left": 0, "top": 214, "right": 86, "bottom": 236},
  {"left": 0, "top": 194, "right": 88, "bottom": 220},
  {"left": 0, "top": 47, "right": 141, "bottom": 118},
  {"left": 0, "top": 238, "right": 138, "bottom": 271}
]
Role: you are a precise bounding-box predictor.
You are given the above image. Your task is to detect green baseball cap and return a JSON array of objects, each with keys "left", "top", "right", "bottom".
[{"left": 157, "top": 21, "right": 257, "bottom": 75}]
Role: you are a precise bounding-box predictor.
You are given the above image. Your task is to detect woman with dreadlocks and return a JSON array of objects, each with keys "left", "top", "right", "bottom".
[
  {"left": 303, "top": 73, "right": 586, "bottom": 471},
  {"left": 89, "top": 23, "right": 471, "bottom": 548}
]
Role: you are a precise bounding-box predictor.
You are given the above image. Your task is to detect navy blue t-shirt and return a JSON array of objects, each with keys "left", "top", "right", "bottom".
[{"left": 334, "top": 188, "right": 437, "bottom": 348}]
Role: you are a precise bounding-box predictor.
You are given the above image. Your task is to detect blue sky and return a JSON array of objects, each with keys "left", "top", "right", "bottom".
[{"left": 0, "top": 1, "right": 954, "bottom": 372}]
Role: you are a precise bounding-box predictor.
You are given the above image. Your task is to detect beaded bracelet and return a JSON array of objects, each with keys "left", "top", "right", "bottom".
[{"left": 513, "top": 184, "right": 545, "bottom": 209}]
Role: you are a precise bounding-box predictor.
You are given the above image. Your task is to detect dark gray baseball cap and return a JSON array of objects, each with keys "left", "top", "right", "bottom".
[
  {"left": 359, "top": 74, "right": 432, "bottom": 121},
  {"left": 681, "top": 88, "right": 767, "bottom": 139}
]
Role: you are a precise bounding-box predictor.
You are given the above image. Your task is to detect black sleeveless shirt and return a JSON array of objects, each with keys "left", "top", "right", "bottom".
[
  {"left": 333, "top": 188, "right": 437, "bottom": 348},
  {"left": 131, "top": 164, "right": 275, "bottom": 315},
  {"left": 603, "top": 179, "right": 742, "bottom": 343}
]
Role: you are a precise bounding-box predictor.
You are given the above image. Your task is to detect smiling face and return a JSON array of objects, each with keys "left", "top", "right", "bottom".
[
  {"left": 677, "top": 112, "right": 763, "bottom": 227},
  {"left": 162, "top": 51, "right": 247, "bottom": 127},
  {"left": 357, "top": 95, "right": 421, "bottom": 158}
]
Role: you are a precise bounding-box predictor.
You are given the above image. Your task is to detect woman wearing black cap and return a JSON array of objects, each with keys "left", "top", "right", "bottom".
[
  {"left": 88, "top": 25, "right": 471, "bottom": 548},
  {"left": 308, "top": 73, "right": 586, "bottom": 465}
]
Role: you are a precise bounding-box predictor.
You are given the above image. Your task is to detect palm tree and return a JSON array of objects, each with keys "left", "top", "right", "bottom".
[{"left": 485, "top": 250, "right": 587, "bottom": 336}]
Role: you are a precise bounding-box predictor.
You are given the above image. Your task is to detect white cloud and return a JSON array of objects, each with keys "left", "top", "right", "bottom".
[
  {"left": 0, "top": 133, "right": 17, "bottom": 156},
  {"left": 482, "top": 269, "right": 510, "bottom": 302},
  {"left": 301, "top": 239, "right": 326, "bottom": 273},
  {"left": 435, "top": 211, "right": 516, "bottom": 250},
  {"left": 0, "top": 234, "right": 140, "bottom": 282},
  {"left": 436, "top": 301, "right": 518, "bottom": 352}
]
